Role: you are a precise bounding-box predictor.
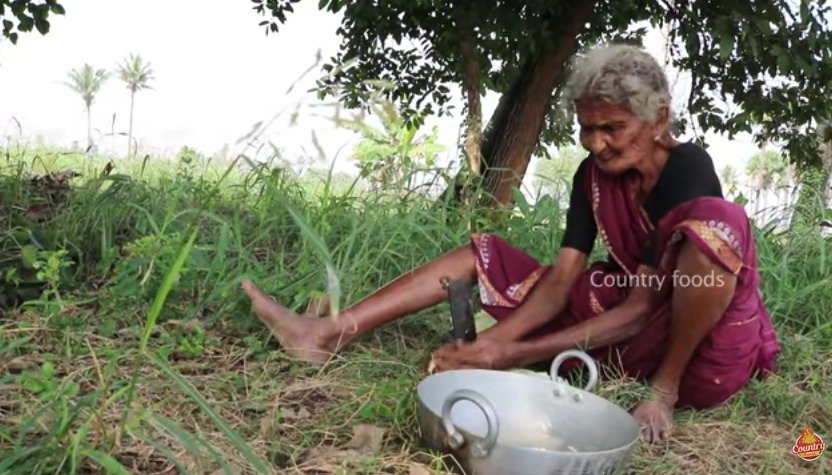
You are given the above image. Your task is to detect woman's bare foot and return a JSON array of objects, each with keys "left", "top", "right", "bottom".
[{"left": 241, "top": 279, "right": 339, "bottom": 366}]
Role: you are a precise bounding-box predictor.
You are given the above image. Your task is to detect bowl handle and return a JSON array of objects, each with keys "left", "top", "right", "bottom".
[
  {"left": 440, "top": 389, "right": 500, "bottom": 458},
  {"left": 549, "top": 349, "right": 599, "bottom": 392}
]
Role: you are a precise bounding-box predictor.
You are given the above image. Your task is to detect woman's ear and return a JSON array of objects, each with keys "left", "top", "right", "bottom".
[
  {"left": 651, "top": 106, "right": 671, "bottom": 137},
  {"left": 657, "top": 106, "right": 671, "bottom": 128}
]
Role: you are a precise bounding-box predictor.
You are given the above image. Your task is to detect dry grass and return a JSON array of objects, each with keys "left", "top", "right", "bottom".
[{"left": 3, "top": 307, "right": 831, "bottom": 475}]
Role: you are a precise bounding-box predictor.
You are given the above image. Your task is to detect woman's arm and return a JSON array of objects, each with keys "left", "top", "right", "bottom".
[
  {"left": 477, "top": 247, "right": 588, "bottom": 342},
  {"left": 431, "top": 265, "right": 659, "bottom": 372},
  {"left": 505, "top": 264, "right": 659, "bottom": 367}
]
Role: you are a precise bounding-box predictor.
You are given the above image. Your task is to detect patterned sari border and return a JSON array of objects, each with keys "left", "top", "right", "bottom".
[
  {"left": 591, "top": 166, "right": 634, "bottom": 277},
  {"left": 506, "top": 267, "right": 548, "bottom": 302},
  {"left": 673, "top": 219, "right": 744, "bottom": 275},
  {"left": 589, "top": 290, "right": 606, "bottom": 315},
  {"left": 472, "top": 234, "right": 517, "bottom": 308}
]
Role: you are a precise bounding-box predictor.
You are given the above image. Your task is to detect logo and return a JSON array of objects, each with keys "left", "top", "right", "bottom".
[{"left": 792, "top": 425, "right": 826, "bottom": 461}]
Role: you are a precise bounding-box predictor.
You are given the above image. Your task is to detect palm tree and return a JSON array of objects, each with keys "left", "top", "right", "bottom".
[
  {"left": 116, "top": 54, "right": 154, "bottom": 158},
  {"left": 64, "top": 64, "right": 109, "bottom": 150},
  {"left": 746, "top": 148, "right": 790, "bottom": 224}
]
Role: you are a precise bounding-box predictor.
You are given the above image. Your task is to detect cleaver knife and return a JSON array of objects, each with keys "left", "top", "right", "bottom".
[{"left": 441, "top": 277, "right": 477, "bottom": 342}]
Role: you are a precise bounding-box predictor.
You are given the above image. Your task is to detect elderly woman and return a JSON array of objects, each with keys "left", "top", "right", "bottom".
[{"left": 241, "top": 44, "right": 780, "bottom": 443}]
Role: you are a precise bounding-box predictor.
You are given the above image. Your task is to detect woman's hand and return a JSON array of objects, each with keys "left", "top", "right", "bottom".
[
  {"left": 631, "top": 395, "right": 675, "bottom": 443},
  {"left": 430, "top": 338, "right": 516, "bottom": 372}
]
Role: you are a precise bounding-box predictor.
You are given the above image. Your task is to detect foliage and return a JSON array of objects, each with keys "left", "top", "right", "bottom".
[
  {"left": 338, "top": 101, "right": 446, "bottom": 190},
  {"left": 116, "top": 53, "right": 154, "bottom": 94},
  {"left": 107, "top": 232, "right": 187, "bottom": 303},
  {"left": 719, "top": 164, "right": 741, "bottom": 198},
  {"left": 30, "top": 248, "right": 72, "bottom": 301},
  {"left": 64, "top": 64, "right": 109, "bottom": 109},
  {"left": 746, "top": 148, "right": 793, "bottom": 189},
  {"left": 666, "top": 0, "right": 832, "bottom": 171},
  {"left": 0, "top": 0, "right": 64, "bottom": 44},
  {"left": 531, "top": 144, "right": 586, "bottom": 201},
  {"left": 253, "top": 0, "right": 832, "bottom": 170}
]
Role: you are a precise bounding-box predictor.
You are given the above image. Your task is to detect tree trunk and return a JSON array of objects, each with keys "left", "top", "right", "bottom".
[
  {"left": 127, "top": 89, "right": 135, "bottom": 158},
  {"left": 479, "top": 0, "right": 596, "bottom": 206},
  {"left": 455, "top": 0, "right": 482, "bottom": 178},
  {"left": 85, "top": 102, "right": 93, "bottom": 151}
]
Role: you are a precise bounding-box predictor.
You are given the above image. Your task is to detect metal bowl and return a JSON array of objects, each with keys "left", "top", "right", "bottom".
[{"left": 416, "top": 350, "right": 639, "bottom": 474}]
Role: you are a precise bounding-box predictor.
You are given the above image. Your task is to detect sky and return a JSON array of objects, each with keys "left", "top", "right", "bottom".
[{"left": 0, "top": 0, "right": 762, "bottom": 184}]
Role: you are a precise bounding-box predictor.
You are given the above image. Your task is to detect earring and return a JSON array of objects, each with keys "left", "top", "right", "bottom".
[{"left": 654, "top": 135, "right": 661, "bottom": 142}]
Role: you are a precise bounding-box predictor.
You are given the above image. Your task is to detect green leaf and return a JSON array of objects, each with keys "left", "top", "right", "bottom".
[
  {"left": 733, "top": 193, "right": 749, "bottom": 207},
  {"left": 20, "top": 245, "right": 38, "bottom": 267},
  {"left": 770, "top": 45, "right": 790, "bottom": 72},
  {"left": 719, "top": 33, "right": 733, "bottom": 61},
  {"left": 18, "top": 16, "right": 33, "bottom": 32},
  {"left": 513, "top": 188, "right": 530, "bottom": 216},
  {"left": 34, "top": 18, "right": 49, "bottom": 35},
  {"left": 747, "top": 34, "right": 759, "bottom": 59},
  {"left": 10, "top": 1, "right": 26, "bottom": 16},
  {"left": 42, "top": 361, "right": 54, "bottom": 379}
]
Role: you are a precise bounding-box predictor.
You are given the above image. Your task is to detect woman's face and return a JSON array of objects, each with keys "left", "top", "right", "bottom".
[{"left": 576, "top": 98, "right": 664, "bottom": 175}]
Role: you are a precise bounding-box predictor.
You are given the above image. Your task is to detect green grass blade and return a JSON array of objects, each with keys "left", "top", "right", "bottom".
[
  {"left": 151, "top": 355, "right": 271, "bottom": 474},
  {"left": 284, "top": 202, "right": 342, "bottom": 319},
  {"left": 0, "top": 447, "right": 38, "bottom": 473},
  {"left": 149, "top": 413, "right": 233, "bottom": 474},
  {"left": 0, "top": 335, "right": 33, "bottom": 355},
  {"left": 69, "top": 421, "right": 92, "bottom": 474},
  {"left": 81, "top": 449, "right": 132, "bottom": 475},
  {"left": 124, "top": 202, "right": 161, "bottom": 235},
  {"left": 134, "top": 433, "right": 193, "bottom": 475},
  {"left": 139, "top": 228, "right": 198, "bottom": 353}
]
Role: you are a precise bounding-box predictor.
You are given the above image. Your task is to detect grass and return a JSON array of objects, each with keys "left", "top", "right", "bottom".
[{"left": 0, "top": 144, "right": 831, "bottom": 474}]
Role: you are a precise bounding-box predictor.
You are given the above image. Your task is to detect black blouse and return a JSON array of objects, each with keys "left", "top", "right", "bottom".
[{"left": 560, "top": 142, "right": 724, "bottom": 267}]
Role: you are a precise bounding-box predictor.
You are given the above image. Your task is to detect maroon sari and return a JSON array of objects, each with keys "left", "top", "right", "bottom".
[{"left": 470, "top": 160, "right": 781, "bottom": 409}]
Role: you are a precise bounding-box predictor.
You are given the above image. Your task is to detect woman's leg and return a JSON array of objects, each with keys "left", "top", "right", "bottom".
[{"left": 242, "top": 245, "right": 477, "bottom": 365}]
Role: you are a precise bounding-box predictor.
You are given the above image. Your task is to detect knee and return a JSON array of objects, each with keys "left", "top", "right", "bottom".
[
  {"left": 678, "top": 377, "right": 746, "bottom": 409},
  {"left": 677, "top": 351, "right": 756, "bottom": 409}
]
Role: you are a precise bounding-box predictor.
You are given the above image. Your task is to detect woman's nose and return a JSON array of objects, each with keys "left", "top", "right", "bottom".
[{"left": 583, "top": 133, "right": 606, "bottom": 155}]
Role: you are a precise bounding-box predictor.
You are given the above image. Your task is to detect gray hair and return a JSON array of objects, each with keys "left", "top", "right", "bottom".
[{"left": 565, "top": 44, "right": 671, "bottom": 122}]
